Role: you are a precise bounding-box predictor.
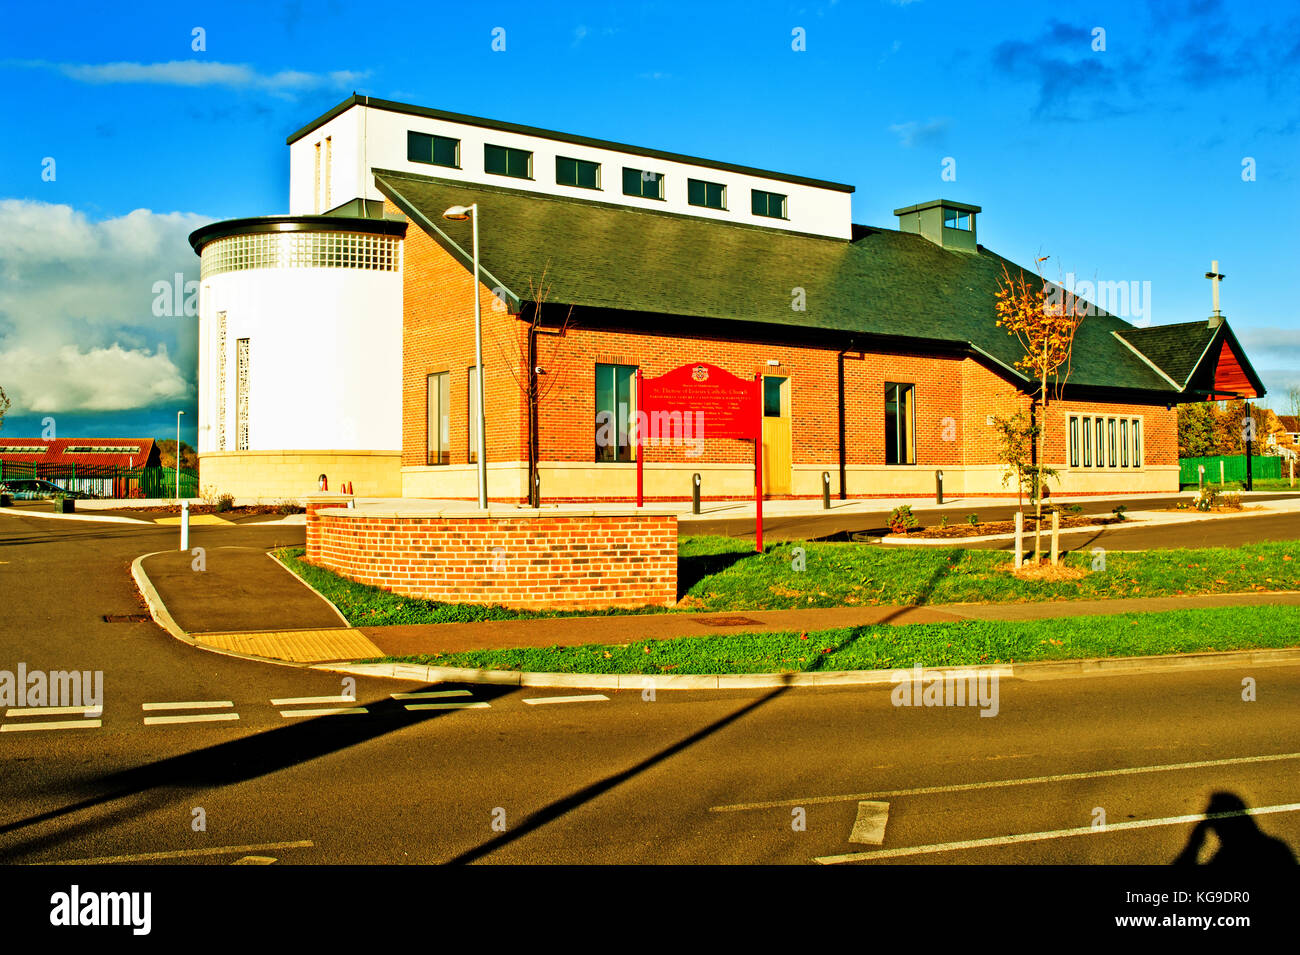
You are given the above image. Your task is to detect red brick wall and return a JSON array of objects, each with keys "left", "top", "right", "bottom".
[
  {"left": 398, "top": 210, "right": 1177, "bottom": 496},
  {"left": 311, "top": 508, "right": 677, "bottom": 610}
]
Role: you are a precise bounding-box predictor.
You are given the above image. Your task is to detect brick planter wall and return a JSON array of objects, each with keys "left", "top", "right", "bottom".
[{"left": 307, "top": 504, "right": 677, "bottom": 611}]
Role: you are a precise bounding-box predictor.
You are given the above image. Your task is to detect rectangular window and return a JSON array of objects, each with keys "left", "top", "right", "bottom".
[
  {"left": 556, "top": 156, "right": 600, "bottom": 189},
  {"left": 943, "top": 208, "right": 972, "bottom": 231},
  {"left": 884, "top": 383, "right": 916, "bottom": 465},
  {"left": 687, "top": 178, "right": 726, "bottom": 210},
  {"left": 764, "top": 377, "right": 786, "bottom": 417},
  {"left": 1120, "top": 419, "right": 1130, "bottom": 467},
  {"left": 1082, "top": 417, "right": 1092, "bottom": 467},
  {"left": 1069, "top": 416, "right": 1080, "bottom": 468},
  {"left": 1132, "top": 418, "right": 1142, "bottom": 468},
  {"left": 408, "top": 131, "right": 460, "bottom": 168},
  {"left": 427, "top": 372, "right": 449, "bottom": 466},
  {"left": 622, "top": 167, "right": 664, "bottom": 199},
  {"left": 1095, "top": 416, "right": 1105, "bottom": 466},
  {"left": 467, "top": 365, "right": 481, "bottom": 464},
  {"left": 1108, "top": 418, "right": 1117, "bottom": 468},
  {"left": 484, "top": 143, "right": 532, "bottom": 179},
  {"left": 751, "top": 189, "right": 787, "bottom": 219},
  {"left": 595, "top": 363, "right": 637, "bottom": 462}
]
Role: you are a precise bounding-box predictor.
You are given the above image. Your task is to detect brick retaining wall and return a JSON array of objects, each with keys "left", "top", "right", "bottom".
[{"left": 305, "top": 500, "right": 677, "bottom": 610}]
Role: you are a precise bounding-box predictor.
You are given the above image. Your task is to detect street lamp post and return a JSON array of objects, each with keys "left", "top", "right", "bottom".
[
  {"left": 176, "top": 410, "right": 185, "bottom": 501},
  {"left": 443, "top": 203, "right": 488, "bottom": 508}
]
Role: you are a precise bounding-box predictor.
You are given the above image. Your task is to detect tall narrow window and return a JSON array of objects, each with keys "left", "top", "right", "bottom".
[
  {"left": 1108, "top": 418, "right": 1117, "bottom": 468},
  {"left": 427, "top": 372, "right": 449, "bottom": 466},
  {"left": 1132, "top": 418, "right": 1142, "bottom": 468},
  {"left": 1069, "top": 416, "right": 1080, "bottom": 468},
  {"left": 1095, "top": 416, "right": 1105, "bottom": 466},
  {"left": 235, "top": 338, "right": 250, "bottom": 451},
  {"left": 595, "top": 363, "right": 637, "bottom": 462},
  {"left": 1082, "top": 416, "right": 1092, "bottom": 467},
  {"left": 467, "top": 365, "right": 481, "bottom": 464},
  {"left": 885, "top": 383, "right": 916, "bottom": 465},
  {"left": 324, "top": 136, "right": 332, "bottom": 210},
  {"left": 216, "top": 311, "right": 227, "bottom": 452},
  {"left": 1120, "top": 419, "right": 1129, "bottom": 467}
]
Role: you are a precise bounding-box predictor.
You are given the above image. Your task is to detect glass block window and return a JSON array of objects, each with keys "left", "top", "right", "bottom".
[
  {"left": 407, "top": 131, "right": 459, "bottom": 168},
  {"left": 751, "top": 190, "right": 787, "bottom": 219},
  {"left": 200, "top": 231, "right": 401, "bottom": 278},
  {"left": 622, "top": 167, "right": 664, "bottom": 199},
  {"left": 468, "top": 365, "right": 481, "bottom": 464},
  {"left": 687, "top": 178, "right": 726, "bottom": 210},
  {"left": 235, "top": 338, "right": 250, "bottom": 452},
  {"left": 556, "top": 156, "right": 600, "bottom": 189}
]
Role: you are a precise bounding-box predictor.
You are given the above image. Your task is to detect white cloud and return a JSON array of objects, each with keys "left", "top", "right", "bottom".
[
  {"left": 0, "top": 200, "right": 207, "bottom": 414},
  {"left": 12, "top": 59, "right": 367, "bottom": 94},
  {"left": 888, "top": 117, "right": 951, "bottom": 148}
]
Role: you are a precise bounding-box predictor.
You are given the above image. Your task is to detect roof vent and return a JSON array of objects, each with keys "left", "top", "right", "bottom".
[{"left": 893, "top": 200, "right": 981, "bottom": 253}]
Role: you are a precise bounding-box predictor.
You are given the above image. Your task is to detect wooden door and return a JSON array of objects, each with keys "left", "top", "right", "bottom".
[{"left": 762, "top": 376, "right": 791, "bottom": 495}]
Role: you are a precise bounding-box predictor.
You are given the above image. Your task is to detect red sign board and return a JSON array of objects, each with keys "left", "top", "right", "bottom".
[
  {"left": 636, "top": 362, "right": 764, "bottom": 552},
  {"left": 640, "top": 362, "right": 760, "bottom": 440}
]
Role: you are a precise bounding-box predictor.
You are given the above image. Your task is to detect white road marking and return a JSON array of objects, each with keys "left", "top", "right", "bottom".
[
  {"left": 142, "top": 700, "right": 234, "bottom": 711},
  {"left": 404, "top": 701, "right": 491, "bottom": 710},
  {"left": 709, "top": 751, "right": 1300, "bottom": 812},
  {"left": 1, "top": 719, "right": 102, "bottom": 733},
  {"left": 232, "top": 856, "right": 277, "bottom": 865},
  {"left": 279, "top": 707, "right": 368, "bottom": 717},
  {"left": 850, "top": 801, "right": 890, "bottom": 845},
  {"left": 144, "top": 713, "right": 240, "bottom": 726},
  {"left": 44, "top": 840, "right": 314, "bottom": 865},
  {"left": 392, "top": 690, "right": 472, "bottom": 700},
  {"left": 5, "top": 706, "right": 101, "bottom": 717},
  {"left": 814, "top": 801, "right": 1300, "bottom": 864},
  {"left": 522, "top": 694, "right": 610, "bottom": 705},
  {"left": 271, "top": 695, "right": 358, "bottom": 705}
]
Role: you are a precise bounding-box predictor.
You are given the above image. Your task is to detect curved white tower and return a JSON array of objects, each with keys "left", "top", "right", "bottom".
[{"left": 190, "top": 214, "right": 407, "bottom": 500}]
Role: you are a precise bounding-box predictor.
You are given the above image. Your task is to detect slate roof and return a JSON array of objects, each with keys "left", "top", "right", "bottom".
[
  {"left": 374, "top": 168, "right": 1257, "bottom": 399},
  {"left": 1114, "top": 322, "right": 1220, "bottom": 388}
]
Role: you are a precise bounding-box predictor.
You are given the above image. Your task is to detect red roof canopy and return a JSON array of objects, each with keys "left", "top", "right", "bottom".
[{"left": 0, "top": 438, "right": 159, "bottom": 469}]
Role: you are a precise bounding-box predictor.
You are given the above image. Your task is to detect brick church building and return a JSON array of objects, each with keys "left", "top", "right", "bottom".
[{"left": 191, "top": 95, "right": 1264, "bottom": 501}]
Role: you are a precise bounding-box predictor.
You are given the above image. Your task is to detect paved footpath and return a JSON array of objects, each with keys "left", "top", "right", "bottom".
[{"left": 136, "top": 546, "right": 1300, "bottom": 664}]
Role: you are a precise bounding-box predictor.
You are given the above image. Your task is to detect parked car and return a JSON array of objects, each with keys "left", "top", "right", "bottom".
[{"left": 0, "top": 479, "right": 92, "bottom": 500}]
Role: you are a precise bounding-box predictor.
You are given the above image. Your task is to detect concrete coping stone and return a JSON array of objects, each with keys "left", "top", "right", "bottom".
[{"left": 314, "top": 505, "right": 680, "bottom": 519}]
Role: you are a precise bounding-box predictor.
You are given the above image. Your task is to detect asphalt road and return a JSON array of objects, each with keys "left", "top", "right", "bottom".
[{"left": 0, "top": 510, "right": 1297, "bottom": 865}]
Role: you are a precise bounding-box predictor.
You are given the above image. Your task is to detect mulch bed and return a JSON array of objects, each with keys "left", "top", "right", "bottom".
[{"left": 115, "top": 504, "right": 304, "bottom": 517}]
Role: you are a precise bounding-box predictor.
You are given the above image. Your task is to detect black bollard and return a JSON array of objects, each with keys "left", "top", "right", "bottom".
[
  {"left": 935, "top": 469, "right": 944, "bottom": 505},
  {"left": 692, "top": 473, "right": 701, "bottom": 515},
  {"left": 822, "top": 471, "right": 831, "bottom": 509}
]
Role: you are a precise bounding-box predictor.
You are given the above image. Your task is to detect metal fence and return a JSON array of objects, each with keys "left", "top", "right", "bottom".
[
  {"left": 1179, "top": 454, "right": 1282, "bottom": 484},
  {"left": 0, "top": 461, "right": 199, "bottom": 499}
]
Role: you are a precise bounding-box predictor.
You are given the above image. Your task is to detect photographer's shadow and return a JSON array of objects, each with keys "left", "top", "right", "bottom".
[{"left": 1173, "top": 792, "right": 1297, "bottom": 866}]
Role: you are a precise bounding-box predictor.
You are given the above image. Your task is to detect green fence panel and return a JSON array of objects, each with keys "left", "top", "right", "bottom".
[{"left": 1179, "top": 454, "right": 1282, "bottom": 484}]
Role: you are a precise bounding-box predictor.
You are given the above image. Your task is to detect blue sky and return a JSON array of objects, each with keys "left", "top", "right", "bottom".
[{"left": 1, "top": 0, "right": 1297, "bottom": 444}]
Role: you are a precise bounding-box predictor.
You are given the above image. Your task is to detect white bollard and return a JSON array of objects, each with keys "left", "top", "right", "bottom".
[
  {"left": 180, "top": 499, "right": 189, "bottom": 552},
  {"left": 1198, "top": 464, "right": 1204, "bottom": 491},
  {"left": 1014, "top": 511, "right": 1024, "bottom": 568}
]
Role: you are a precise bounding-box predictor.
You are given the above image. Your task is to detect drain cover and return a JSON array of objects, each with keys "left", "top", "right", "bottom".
[
  {"left": 690, "top": 616, "right": 762, "bottom": 627},
  {"left": 103, "top": 613, "right": 149, "bottom": 623}
]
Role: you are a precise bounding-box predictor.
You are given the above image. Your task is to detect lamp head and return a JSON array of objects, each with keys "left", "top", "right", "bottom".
[{"left": 442, "top": 205, "right": 473, "bottom": 221}]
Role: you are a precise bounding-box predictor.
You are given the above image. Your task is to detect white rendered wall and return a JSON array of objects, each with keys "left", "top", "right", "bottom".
[
  {"left": 197, "top": 264, "right": 401, "bottom": 454},
  {"left": 289, "top": 105, "right": 853, "bottom": 239}
]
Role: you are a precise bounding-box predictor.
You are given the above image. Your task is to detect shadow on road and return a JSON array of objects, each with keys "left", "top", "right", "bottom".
[{"left": 1172, "top": 792, "right": 1297, "bottom": 866}]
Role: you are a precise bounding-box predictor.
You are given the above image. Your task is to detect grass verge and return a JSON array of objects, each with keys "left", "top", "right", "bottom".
[
  {"left": 277, "top": 537, "right": 1300, "bottom": 626},
  {"left": 373, "top": 604, "right": 1300, "bottom": 675}
]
